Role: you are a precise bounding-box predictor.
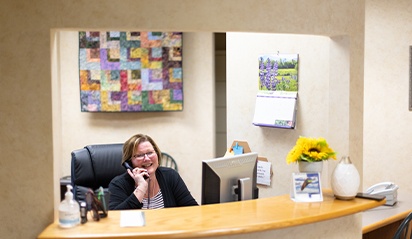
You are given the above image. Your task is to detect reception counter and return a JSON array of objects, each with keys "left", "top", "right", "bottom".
[{"left": 38, "top": 190, "right": 385, "bottom": 239}]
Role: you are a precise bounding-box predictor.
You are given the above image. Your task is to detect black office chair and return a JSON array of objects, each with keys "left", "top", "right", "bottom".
[
  {"left": 393, "top": 211, "right": 412, "bottom": 239},
  {"left": 160, "top": 152, "right": 178, "bottom": 172},
  {"left": 71, "top": 144, "right": 178, "bottom": 202},
  {"left": 71, "top": 143, "right": 125, "bottom": 202}
]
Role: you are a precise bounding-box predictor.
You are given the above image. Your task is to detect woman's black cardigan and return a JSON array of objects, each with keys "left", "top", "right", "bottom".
[{"left": 108, "top": 167, "right": 198, "bottom": 210}]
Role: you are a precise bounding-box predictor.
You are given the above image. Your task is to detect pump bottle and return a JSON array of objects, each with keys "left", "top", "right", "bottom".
[{"left": 59, "top": 185, "right": 80, "bottom": 228}]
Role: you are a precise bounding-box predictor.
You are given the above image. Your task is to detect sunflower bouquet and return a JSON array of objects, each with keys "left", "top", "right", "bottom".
[{"left": 286, "top": 137, "right": 337, "bottom": 164}]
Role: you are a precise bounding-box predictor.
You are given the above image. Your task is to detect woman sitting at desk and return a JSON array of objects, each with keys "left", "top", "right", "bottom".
[{"left": 109, "top": 133, "right": 198, "bottom": 210}]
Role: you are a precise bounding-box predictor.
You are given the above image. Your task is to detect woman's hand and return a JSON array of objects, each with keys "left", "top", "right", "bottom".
[
  {"left": 127, "top": 167, "right": 149, "bottom": 187},
  {"left": 128, "top": 167, "right": 150, "bottom": 201}
]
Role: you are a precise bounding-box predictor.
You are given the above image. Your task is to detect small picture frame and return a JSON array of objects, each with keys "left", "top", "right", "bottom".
[{"left": 290, "top": 172, "right": 323, "bottom": 202}]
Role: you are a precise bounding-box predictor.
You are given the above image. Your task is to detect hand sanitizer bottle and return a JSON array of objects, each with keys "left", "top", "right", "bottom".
[{"left": 59, "top": 185, "right": 80, "bottom": 228}]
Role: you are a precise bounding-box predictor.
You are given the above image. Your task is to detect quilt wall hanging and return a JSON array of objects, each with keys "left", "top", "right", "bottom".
[{"left": 79, "top": 31, "right": 183, "bottom": 112}]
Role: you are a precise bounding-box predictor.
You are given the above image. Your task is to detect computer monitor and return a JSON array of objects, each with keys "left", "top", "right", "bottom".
[{"left": 201, "top": 152, "right": 259, "bottom": 205}]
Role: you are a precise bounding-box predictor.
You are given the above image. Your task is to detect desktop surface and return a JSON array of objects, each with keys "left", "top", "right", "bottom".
[
  {"left": 363, "top": 192, "right": 412, "bottom": 233},
  {"left": 38, "top": 190, "right": 385, "bottom": 239}
]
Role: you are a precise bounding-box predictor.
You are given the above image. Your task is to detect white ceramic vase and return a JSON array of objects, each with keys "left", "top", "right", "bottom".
[
  {"left": 298, "top": 161, "right": 323, "bottom": 173},
  {"left": 331, "top": 156, "right": 360, "bottom": 200}
]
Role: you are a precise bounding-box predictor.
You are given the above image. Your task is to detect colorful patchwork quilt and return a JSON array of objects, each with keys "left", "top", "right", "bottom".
[{"left": 79, "top": 31, "right": 183, "bottom": 112}]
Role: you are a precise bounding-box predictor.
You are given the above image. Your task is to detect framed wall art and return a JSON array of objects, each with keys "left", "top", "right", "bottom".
[{"left": 79, "top": 31, "right": 183, "bottom": 112}]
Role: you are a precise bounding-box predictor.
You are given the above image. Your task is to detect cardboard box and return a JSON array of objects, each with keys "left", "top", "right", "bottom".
[
  {"left": 229, "top": 140, "right": 265, "bottom": 160},
  {"left": 228, "top": 140, "right": 273, "bottom": 179}
]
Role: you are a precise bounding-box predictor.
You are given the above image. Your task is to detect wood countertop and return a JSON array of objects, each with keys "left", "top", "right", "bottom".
[{"left": 38, "top": 190, "right": 385, "bottom": 239}]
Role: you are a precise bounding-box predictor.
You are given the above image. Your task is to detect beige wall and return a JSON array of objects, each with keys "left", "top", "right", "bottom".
[
  {"left": 54, "top": 31, "right": 215, "bottom": 208},
  {"left": 3, "top": 0, "right": 410, "bottom": 238},
  {"left": 226, "top": 33, "right": 350, "bottom": 197},
  {"left": 363, "top": 1, "right": 412, "bottom": 190}
]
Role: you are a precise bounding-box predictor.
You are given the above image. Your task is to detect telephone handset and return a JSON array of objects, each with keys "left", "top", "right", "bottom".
[
  {"left": 122, "top": 161, "right": 149, "bottom": 180},
  {"left": 365, "top": 182, "right": 398, "bottom": 206},
  {"left": 366, "top": 182, "right": 398, "bottom": 194}
]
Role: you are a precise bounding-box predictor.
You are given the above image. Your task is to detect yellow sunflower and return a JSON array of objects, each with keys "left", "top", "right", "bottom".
[{"left": 286, "top": 137, "right": 336, "bottom": 164}]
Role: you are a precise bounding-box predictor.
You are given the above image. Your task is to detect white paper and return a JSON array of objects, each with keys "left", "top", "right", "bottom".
[
  {"left": 257, "top": 160, "right": 271, "bottom": 186},
  {"left": 120, "top": 210, "right": 146, "bottom": 227},
  {"left": 253, "top": 91, "right": 297, "bottom": 128}
]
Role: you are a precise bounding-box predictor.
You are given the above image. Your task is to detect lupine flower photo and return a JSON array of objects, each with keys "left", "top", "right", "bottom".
[{"left": 258, "top": 54, "right": 298, "bottom": 92}]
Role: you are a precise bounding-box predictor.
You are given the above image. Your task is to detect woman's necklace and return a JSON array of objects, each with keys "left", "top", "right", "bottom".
[
  {"left": 146, "top": 178, "right": 158, "bottom": 209},
  {"left": 146, "top": 179, "right": 158, "bottom": 198}
]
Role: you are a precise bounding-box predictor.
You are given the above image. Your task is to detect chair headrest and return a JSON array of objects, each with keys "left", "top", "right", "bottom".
[{"left": 71, "top": 143, "right": 125, "bottom": 192}]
